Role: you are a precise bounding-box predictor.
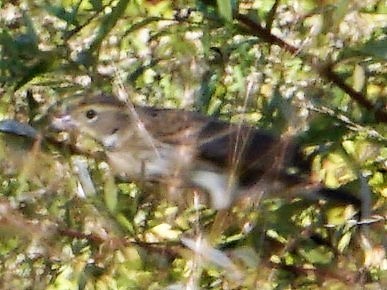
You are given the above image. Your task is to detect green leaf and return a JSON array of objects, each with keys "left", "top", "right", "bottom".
[
  {"left": 89, "top": 0, "right": 103, "bottom": 11},
  {"left": 104, "top": 173, "right": 118, "bottom": 213},
  {"left": 89, "top": 0, "right": 130, "bottom": 52},
  {"left": 44, "top": 4, "right": 79, "bottom": 26},
  {"left": 353, "top": 64, "right": 365, "bottom": 92},
  {"left": 299, "top": 245, "right": 334, "bottom": 264},
  {"left": 15, "top": 53, "right": 56, "bottom": 90},
  {"left": 357, "top": 37, "right": 387, "bottom": 60},
  {"left": 338, "top": 37, "right": 387, "bottom": 61},
  {"left": 216, "top": 0, "right": 233, "bottom": 21}
]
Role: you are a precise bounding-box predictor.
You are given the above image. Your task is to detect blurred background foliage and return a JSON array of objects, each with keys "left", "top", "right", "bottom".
[{"left": 0, "top": 0, "right": 386, "bottom": 289}]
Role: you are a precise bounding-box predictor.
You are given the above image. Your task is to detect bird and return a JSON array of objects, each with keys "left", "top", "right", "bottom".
[{"left": 47, "top": 93, "right": 360, "bottom": 209}]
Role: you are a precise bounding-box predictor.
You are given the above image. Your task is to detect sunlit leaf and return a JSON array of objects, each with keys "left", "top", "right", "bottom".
[
  {"left": 216, "top": 0, "right": 233, "bottom": 21},
  {"left": 353, "top": 64, "right": 365, "bottom": 92}
]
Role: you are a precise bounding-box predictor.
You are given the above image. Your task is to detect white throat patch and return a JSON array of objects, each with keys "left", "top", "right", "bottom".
[{"left": 102, "top": 133, "right": 119, "bottom": 150}]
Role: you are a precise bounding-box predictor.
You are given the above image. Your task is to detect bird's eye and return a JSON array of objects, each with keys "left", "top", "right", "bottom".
[{"left": 85, "top": 109, "right": 97, "bottom": 120}]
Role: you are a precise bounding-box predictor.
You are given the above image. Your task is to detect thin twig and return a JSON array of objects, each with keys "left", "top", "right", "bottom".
[{"left": 235, "top": 13, "right": 387, "bottom": 123}]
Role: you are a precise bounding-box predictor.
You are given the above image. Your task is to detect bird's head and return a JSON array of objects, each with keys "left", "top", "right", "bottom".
[{"left": 48, "top": 94, "right": 131, "bottom": 150}]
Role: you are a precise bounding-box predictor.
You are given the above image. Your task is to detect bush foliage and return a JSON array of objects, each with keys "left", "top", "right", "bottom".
[{"left": 0, "top": 0, "right": 386, "bottom": 289}]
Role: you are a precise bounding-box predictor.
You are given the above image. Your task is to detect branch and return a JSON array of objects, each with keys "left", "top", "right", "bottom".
[
  {"left": 235, "top": 13, "right": 387, "bottom": 123},
  {"left": 57, "top": 227, "right": 181, "bottom": 257}
]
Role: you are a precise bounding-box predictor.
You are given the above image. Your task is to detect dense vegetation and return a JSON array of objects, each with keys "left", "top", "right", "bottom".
[{"left": 0, "top": 0, "right": 386, "bottom": 289}]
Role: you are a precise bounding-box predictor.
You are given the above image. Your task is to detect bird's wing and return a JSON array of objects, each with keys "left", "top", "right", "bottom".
[
  {"left": 197, "top": 120, "right": 308, "bottom": 186},
  {"left": 136, "top": 106, "right": 209, "bottom": 145},
  {"left": 136, "top": 106, "right": 308, "bottom": 186}
]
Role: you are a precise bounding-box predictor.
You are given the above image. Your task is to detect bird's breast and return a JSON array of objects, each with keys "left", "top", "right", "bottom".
[{"left": 105, "top": 142, "right": 196, "bottom": 181}]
